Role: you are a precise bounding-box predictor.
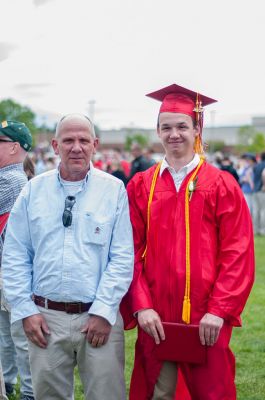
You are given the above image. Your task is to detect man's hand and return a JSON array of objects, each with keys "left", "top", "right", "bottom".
[
  {"left": 81, "top": 315, "right": 112, "bottom": 347},
  {"left": 199, "top": 313, "right": 224, "bottom": 346},
  {"left": 23, "top": 314, "right": 50, "bottom": 348},
  {"left": 137, "top": 309, "right": 165, "bottom": 344}
]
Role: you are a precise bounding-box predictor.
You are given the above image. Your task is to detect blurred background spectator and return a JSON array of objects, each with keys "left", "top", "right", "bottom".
[
  {"left": 111, "top": 160, "right": 128, "bottom": 186},
  {"left": 220, "top": 156, "right": 239, "bottom": 183},
  {"left": 253, "top": 152, "right": 265, "bottom": 235},
  {"left": 238, "top": 154, "right": 256, "bottom": 216},
  {"left": 128, "top": 142, "right": 154, "bottom": 181},
  {"left": 143, "top": 147, "right": 156, "bottom": 167},
  {"left": 23, "top": 155, "right": 35, "bottom": 181}
]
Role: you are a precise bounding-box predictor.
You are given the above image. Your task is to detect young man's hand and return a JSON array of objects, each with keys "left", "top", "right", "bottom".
[
  {"left": 199, "top": 313, "right": 224, "bottom": 346},
  {"left": 137, "top": 309, "right": 165, "bottom": 344}
]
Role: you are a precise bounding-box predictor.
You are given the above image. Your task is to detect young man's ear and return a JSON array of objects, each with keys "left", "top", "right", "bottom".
[
  {"left": 194, "top": 123, "right": 200, "bottom": 137},
  {"left": 156, "top": 122, "right": 162, "bottom": 139},
  {"left": 156, "top": 116, "right": 161, "bottom": 137}
]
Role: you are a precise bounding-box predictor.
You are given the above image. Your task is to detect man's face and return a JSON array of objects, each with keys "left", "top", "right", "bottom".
[
  {"left": 157, "top": 113, "right": 199, "bottom": 159},
  {"left": 52, "top": 117, "right": 98, "bottom": 181},
  {"left": 0, "top": 135, "right": 16, "bottom": 168}
]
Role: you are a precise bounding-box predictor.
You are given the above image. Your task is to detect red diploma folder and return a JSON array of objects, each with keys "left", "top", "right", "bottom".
[{"left": 154, "top": 322, "right": 207, "bottom": 364}]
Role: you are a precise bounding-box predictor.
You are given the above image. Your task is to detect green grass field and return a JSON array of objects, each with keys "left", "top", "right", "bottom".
[
  {"left": 230, "top": 236, "right": 265, "bottom": 399},
  {"left": 12, "top": 236, "right": 265, "bottom": 399}
]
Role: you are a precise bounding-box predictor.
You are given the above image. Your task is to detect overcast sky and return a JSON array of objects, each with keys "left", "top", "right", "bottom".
[{"left": 0, "top": 0, "right": 264, "bottom": 130}]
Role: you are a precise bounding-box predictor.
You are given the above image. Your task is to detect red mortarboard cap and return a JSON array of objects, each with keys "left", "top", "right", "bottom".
[
  {"left": 146, "top": 83, "right": 217, "bottom": 119},
  {"left": 147, "top": 84, "right": 217, "bottom": 155}
]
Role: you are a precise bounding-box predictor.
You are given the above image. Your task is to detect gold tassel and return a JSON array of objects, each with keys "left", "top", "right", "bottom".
[
  {"left": 194, "top": 135, "right": 204, "bottom": 155},
  {"left": 193, "top": 93, "right": 204, "bottom": 156},
  {"left": 182, "top": 296, "right": 191, "bottom": 324}
]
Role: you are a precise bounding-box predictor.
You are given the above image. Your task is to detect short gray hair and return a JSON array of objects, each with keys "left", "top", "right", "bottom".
[{"left": 55, "top": 113, "right": 96, "bottom": 138}]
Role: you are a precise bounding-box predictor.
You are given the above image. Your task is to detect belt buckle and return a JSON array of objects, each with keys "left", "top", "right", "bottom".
[{"left": 65, "top": 302, "right": 82, "bottom": 313}]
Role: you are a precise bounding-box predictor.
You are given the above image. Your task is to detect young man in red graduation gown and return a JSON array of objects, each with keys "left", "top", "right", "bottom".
[{"left": 121, "top": 84, "right": 255, "bottom": 399}]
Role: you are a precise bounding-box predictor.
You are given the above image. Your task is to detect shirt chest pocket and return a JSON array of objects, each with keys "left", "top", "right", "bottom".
[{"left": 83, "top": 216, "right": 111, "bottom": 246}]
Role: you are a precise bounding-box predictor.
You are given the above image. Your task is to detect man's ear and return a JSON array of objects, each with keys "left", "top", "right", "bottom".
[
  {"left": 93, "top": 138, "right": 99, "bottom": 155},
  {"left": 51, "top": 138, "right": 59, "bottom": 155},
  {"left": 10, "top": 142, "right": 20, "bottom": 155}
]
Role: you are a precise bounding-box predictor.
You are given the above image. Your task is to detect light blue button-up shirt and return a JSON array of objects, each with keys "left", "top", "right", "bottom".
[{"left": 2, "top": 163, "right": 134, "bottom": 325}]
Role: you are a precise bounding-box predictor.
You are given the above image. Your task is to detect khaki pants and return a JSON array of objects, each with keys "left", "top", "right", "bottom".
[
  {"left": 152, "top": 361, "right": 178, "bottom": 400},
  {"left": 28, "top": 307, "right": 126, "bottom": 400}
]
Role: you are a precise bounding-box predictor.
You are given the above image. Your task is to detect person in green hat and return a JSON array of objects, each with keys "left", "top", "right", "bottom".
[
  {"left": 0, "top": 120, "right": 35, "bottom": 400},
  {"left": 0, "top": 120, "right": 32, "bottom": 153}
]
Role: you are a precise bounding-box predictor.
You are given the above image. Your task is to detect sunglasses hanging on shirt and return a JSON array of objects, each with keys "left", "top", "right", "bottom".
[{"left": 62, "top": 196, "right": 76, "bottom": 228}]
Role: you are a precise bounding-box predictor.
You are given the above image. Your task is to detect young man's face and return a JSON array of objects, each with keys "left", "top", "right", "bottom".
[
  {"left": 157, "top": 112, "right": 199, "bottom": 159},
  {"left": 52, "top": 117, "right": 98, "bottom": 181}
]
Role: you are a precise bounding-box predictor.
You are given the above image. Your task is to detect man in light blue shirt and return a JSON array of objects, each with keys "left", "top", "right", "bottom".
[{"left": 2, "top": 114, "right": 134, "bottom": 400}]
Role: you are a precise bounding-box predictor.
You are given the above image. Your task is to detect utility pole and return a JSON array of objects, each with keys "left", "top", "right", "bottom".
[{"left": 88, "top": 99, "right": 96, "bottom": 122}]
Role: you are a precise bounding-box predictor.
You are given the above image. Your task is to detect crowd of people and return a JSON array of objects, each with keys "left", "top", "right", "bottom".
[
  {"left": 24, "top": 144, "right": 265, "bottom": 238},
  {"left": 26, "top": 143, "right": 157, "bottom": 186},
  {"left": 0, "top": 82, "right": 259, "bottom": 400},
  {"left": 215, "top": 152, "right": 265, "bottom": 235}
]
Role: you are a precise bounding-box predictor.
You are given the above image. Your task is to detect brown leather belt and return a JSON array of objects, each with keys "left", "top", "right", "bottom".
[{"left": 33, "top": 295, "right": 93, "bottom": 314}]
